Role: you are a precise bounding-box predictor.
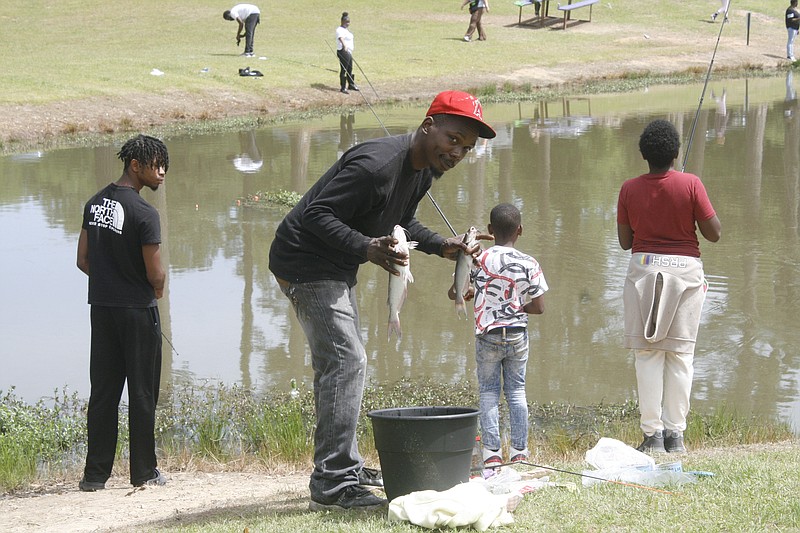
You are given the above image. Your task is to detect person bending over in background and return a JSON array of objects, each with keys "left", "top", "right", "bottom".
[{"left": 224, "top": 4, "right": 261, "bottom": 57}]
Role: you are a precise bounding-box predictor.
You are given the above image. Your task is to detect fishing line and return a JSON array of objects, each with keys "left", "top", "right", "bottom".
[
  {"left": 325, "top": 39, "right": 459, "bottom": 237},
  {"left": 273, "top": 55, "right": 338, "bottom": 73},
  {"left": 351, "top": 55, "right": 380, "bottom": 99},
  {"left": 470, "top": 460, "right": 676, "bottom": 495},
  {"left": 161, "top": 331, "right": 180, "bottom": 356},
  {"left": 681, "top": 0, "right": 732, "bottom": 172}
]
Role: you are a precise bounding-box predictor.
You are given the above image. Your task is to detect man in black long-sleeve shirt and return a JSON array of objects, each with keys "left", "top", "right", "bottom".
[{"left": 269, "top": 91, "right": 495, "bottom": 511}]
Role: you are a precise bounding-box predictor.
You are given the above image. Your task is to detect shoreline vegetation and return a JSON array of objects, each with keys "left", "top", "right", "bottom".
[{"left": 0, "top": 380, "right": 794, "bottom": 495}]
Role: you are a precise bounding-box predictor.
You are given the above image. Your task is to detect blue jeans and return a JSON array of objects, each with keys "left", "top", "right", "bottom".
[
  {"left": 475, "top": 330, "right": 529, "bottom": 451},
  {"left": 789, "top": 27, "right": 798, "bottom": 59},
  {"left": 279, "top": 279, "right": 365, "bottom": 501}
]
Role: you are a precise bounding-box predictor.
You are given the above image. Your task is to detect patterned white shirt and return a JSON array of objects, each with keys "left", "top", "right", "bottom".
[{"left": 472, "top": 245, "right": 548, "bottom": 335}]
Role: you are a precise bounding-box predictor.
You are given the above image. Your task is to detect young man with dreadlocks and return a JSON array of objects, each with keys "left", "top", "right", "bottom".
[{"left": 77, "top": 134, "right": 170, "bottom": 491}]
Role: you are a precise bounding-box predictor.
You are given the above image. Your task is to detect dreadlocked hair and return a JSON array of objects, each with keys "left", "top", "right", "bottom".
[
  {"left": 639, "top": 119, "right": 680, "bottom": 168},
  {"left": 117, "top": 134, "right": 169, "bottom": 172}
]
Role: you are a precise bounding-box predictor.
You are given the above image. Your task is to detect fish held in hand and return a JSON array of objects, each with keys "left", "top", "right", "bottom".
[
  {"left": 454, "top": 226, "right": 479, "bottom": 319},
  {"left": 387, "top": 225, "right": 416, "bottom": 340}
]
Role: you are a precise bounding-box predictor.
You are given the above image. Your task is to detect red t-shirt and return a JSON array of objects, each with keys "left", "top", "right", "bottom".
[{"left": 617, "top": 170, "right": 716, "bottom": 257}]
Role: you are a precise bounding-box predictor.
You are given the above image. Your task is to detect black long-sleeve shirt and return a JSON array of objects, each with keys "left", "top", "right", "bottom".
[{"left": 269, "top": 133, "right": 445, "bottom": 286}]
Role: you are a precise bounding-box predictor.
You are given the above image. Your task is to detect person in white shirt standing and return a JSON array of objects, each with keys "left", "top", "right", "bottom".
[
  {"left": 336, "top": 12, "right": 358, "bottom": 94},
  {"left": 224, "top": 4, "right": 261, "bottom": 57}
]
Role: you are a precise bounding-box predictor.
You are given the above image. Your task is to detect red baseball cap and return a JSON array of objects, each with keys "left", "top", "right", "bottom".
[{"left": 425, "top": 90, "right": 496, "bottom": 139}]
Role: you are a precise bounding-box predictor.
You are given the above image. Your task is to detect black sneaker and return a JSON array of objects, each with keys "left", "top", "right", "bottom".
[
  {"left": 340, "top": 88, "right": 349, "bottom": 94},
  {"left": 309, "top": 485, "right": 387, "bottom": 511},
  {"left": 664, "top": 430, "right": 686, "bottom": 453},
  {"left": 357, "top": 466, "right": 384, "bottom": 487},
  {"left": 636, "top": 430, "right": 666, "bottom": 453},
  {"left": 348, "top": 85, "right": 360, "bottom": 91},
  {"left": 133, "top": 468, "right": 167, "bottom": 487},
  {"left": 79, "top": 478, "right": 106, "bottom": 492}
]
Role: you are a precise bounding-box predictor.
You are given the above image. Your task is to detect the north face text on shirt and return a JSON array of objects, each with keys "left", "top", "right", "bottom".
[{"left": 88, "top": 198, "right": 125, "bottom": 234}]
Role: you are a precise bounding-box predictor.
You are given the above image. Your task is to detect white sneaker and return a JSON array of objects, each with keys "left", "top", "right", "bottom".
[{"left": 463, "top": 35, "right": 470, "bottom": 42}]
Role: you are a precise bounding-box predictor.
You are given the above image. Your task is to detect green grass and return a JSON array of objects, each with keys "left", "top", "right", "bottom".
[{"left": 0, "top": 1, "right": 789, "bottom": 138}]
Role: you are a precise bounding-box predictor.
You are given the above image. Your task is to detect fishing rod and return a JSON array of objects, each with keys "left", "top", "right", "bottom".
[
  {"left": 681, "top": 1, "right": 732, "bottom": 172},
  {"left": 471, "top": 460, "right": 676, "bottom": 495},
  {"left": 325, "top": 39, "right": 458, "bottom": 237}
]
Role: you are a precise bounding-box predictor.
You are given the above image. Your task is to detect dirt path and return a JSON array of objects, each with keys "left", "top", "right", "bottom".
[{"left": 0, "top": 472, "right": 309, "bottom": 532}]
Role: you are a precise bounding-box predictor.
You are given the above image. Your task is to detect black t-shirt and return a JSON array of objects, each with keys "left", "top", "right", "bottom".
[
  {"left": 787, "top": 6, "right": 800, "bottom": 30},
  {"left": 82, "top": 183, "right": 161, "bottom": 307},
  {"left": 269, "top": 134, "right": 445, "bottom": 286}
]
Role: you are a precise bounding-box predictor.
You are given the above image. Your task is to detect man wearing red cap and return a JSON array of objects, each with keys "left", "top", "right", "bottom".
[{"left": 269, "top": 90, "right": 495, "bottom": 511}]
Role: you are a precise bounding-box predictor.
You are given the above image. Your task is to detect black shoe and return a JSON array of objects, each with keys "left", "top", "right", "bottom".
[
  {"left": 79, "top": 478, "right": 106, "bottom": 492},
  {"left": 357, "top": 466, "right": 383, "bottom": 487},
  {"left": 340, "top": 88, "right": 349, "bottom": 94},
  {"left": 636, "top": 430, "right": 666, "bottom": 453},
  {"left": 309, "top": 485, "right": 387, "bottom": 511},
  {"left": 664, "top": 430, "right": 686, "bottom": 453},
  {"left": 133, "top": 468, "right": 167, "bottom": 487},
  {"left": 348, "top": 85, "right": 360, "bottom": 91}
]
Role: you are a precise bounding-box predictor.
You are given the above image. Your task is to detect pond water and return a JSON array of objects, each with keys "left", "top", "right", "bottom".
[{"left": 2, "top": 73, "right": 799, "bottom": 432}]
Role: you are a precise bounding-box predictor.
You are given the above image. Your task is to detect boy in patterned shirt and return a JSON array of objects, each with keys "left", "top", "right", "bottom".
[{"left": 449, "top": 203, "right": 547, "bottom": 466}]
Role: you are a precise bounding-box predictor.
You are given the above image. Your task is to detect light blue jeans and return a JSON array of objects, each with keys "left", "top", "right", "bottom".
[
  {"left": 279, "top": 279, "right": 365, "bottom": 501},
  {"left": 475, "top": 330, "right": 530, "bottom": 452},
  {"left": 789, "top": 27, "right": 798, "bottom": 59}
]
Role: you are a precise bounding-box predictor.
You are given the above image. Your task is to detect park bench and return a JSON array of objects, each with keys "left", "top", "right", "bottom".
[
  {"left": 557, "top": 0, "right": 598, "bottom": 29},
  {"left": 513, "top": 0, "right": 545, "bottom": 26}
]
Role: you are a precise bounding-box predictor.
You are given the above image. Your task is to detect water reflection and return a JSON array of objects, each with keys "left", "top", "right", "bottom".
[{"left": 1, "top": 75, "right": 799, "bottom": 433}]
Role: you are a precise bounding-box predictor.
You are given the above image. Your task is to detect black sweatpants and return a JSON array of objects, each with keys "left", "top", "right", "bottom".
[
  {"left": 83, "top": 305, "right": 162, "bottom": 486},
  {"left": 338, "top": 49, "right": 355, "bottom": 90}
]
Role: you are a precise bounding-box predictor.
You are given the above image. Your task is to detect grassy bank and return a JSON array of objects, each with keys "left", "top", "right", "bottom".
[
  {"left": 4, "top": 381, "right": 794, "bottom": 531},
  {"left": 0, "top": 381, "right": 794, "bottom": 494},
  {"left": 1, "top": 0, "right": 793, "bottom": 153}
]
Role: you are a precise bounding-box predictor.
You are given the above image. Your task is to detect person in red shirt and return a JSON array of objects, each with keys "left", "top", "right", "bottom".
[{"left": 617, "top": 119, "right": 721, "bottom": 455}]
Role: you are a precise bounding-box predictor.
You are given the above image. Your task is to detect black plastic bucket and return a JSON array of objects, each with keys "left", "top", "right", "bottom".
[{"left": 367, "top": 406, "right": 479, "bottom": 501}]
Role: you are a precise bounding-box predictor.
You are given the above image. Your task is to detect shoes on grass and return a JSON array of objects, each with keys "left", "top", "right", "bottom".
[
  {"left": 664, "top": 430, "right": 686, "bottom": 454},
  {"left": 309, "top": 485, "right": 387, "bottom": 511},
  {"left": 636, "top": 430, "right": 666, "bottom": 454},
  {"left": 510, "top": 446, "right": 529, "bottom": 463},
  {"left": 482, "top": 447, "right": 503, "bottom": 468}
]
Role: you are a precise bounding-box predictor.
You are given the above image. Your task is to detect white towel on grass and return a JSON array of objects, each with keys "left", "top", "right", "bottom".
[{"left": 388, "top": 482, "right": 515, "bottom": 531}]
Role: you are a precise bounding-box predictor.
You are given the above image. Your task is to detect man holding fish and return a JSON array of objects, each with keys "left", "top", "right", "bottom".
[{"left": 269, "top": 90, "right": 496, "bottom": 511}]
